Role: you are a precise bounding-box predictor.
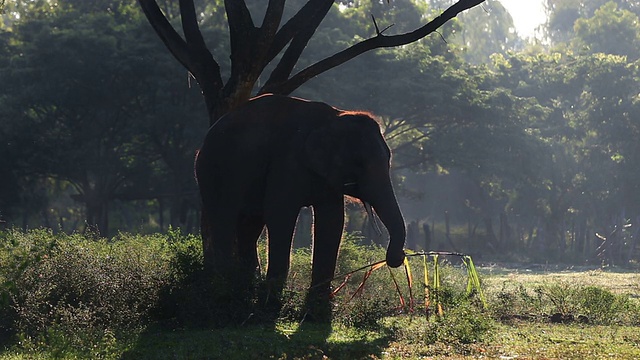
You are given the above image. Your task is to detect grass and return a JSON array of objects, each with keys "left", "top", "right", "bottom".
[
  {"left": 120, "top": 322, "right": 391, "bottom": 360},
  {"left": 1, "top": 229, "right": 640, "bottom": 359},
  {"left": 481, "top": 264, "right": 640, "bottom": 297},
  {"left": 487, "top": 323, "right": 640, "bottom": 359}
]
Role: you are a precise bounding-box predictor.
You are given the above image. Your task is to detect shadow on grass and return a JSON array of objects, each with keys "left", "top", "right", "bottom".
[{"left": 121, "top": 319, "right": 392, "bottom": 360}]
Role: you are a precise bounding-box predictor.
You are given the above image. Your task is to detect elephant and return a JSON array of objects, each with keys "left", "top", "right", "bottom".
[{"left": 194, "top": 94, "right": 406, "bottom": 319}]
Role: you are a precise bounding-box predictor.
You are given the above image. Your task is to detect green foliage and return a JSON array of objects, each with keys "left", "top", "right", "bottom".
[
  {"left": 576, "top": 286, "right": 635, "bottom": 324},
  {"left": 0, "top": 228, "right": 58, "bottom": 343},
  {"left": 573, "top": 2, "right": 640, "bottom": 58},
  {"left": 491, "top": 281, "right": 640, "bottom": 325},
  {"left": 0, "top": 0, "right": 207, "bottom": 235},
  {"left": 389, "top": 299, "right": 493, "bottom": 350},
  {"left": 10, "top": 234, "right": 169, "bottom": 355},
  {"left": 0, "top": 229, "right": 185, "bottom": 355}
]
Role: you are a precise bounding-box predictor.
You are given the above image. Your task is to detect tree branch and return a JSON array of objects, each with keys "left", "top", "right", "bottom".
[
  {"left": 261, "top": 0, "right": 287, "bottom": 38},
  {"left": 139, "top": 0, "right": 225, "bottom": 120},
  {"left": 179, "top": 0, "right": 206, "bottom": 47},
  {"left": 254, "top": 0, "right": 286, "bottom": 75},
  {"left": 266, "top": 0, "right": 486, "bottom": 95},
  {"left": 265, "top": 0, "right": 334, "bottom": 65},
  {"left": 261, "top": 0, "right": 335, "bottom": 92},
  {"left": 225, "top": 0, "right": 256, "bottom": 56},
  {"left": 138, "top": 0, "right": 191, "bottom": 72}
]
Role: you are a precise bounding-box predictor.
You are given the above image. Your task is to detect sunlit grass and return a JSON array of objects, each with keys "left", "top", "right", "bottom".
[
  {"left": 488, "top": 323, "right": 640, "bottom": 360},
  {"left": 481, "top": 265, "right": 640, "bottom": 298}
]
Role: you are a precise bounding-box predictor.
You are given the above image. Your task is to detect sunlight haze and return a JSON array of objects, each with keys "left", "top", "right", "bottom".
[{"left": 499, "top": 0, "right": 547, "bottom": 38}]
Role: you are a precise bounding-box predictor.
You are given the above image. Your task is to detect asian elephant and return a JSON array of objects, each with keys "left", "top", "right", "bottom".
[{"left": 195, "top": 94, "right": 406, "bottom": 318}]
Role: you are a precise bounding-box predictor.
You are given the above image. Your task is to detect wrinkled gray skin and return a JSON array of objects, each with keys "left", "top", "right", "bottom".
[{"left": 195, "top": 94, "right": 406, "bottom": 316}]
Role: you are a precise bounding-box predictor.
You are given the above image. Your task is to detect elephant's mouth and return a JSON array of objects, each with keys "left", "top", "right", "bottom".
[{"left": 363, "top": 201, "right": 384, "bottom": 236}]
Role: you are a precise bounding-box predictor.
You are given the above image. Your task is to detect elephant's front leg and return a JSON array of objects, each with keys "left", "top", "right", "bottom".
[
  {"left": 260, "top": 204, "right": 300, "bottom": 317},
  {"left": 306, "top": 194, "right": 345, "bottom": 322}
]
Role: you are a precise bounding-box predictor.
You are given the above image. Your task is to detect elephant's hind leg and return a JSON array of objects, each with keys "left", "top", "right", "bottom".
[{"left": 237, "top": 213, "right": 264, "bottom": 274}]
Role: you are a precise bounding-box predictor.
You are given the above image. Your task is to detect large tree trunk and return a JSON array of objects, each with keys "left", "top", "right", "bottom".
[{"left": 85, "top": 196, "right": 109, "bottom": 237}]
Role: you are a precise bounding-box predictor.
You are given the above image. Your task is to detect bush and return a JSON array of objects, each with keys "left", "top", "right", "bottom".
[
  {"left": 490, "top": 281, "right": 640, "bottom": 325},
  {"left": 0, "top": 228, "right": 60, "bottom": 344},
  {"left": 0, "top": 229, "right": 177, "bottom": 355},
  {"left": 576, "top": 286, "right": 639, "bottom": 325},
  {"left": 389, "top": 298, "right": 493, "bottom": 354}
]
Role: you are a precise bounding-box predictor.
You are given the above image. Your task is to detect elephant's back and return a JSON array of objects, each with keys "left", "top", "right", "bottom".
[
  {"left": 235, "top": 94, "right": 340, "bottom": 127},
  {"left": 195, "top": 94, "right": 339, "bottom": 185}
]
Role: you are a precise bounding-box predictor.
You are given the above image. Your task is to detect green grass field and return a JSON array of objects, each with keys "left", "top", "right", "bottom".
[{"left": 1, "top": 230, "right": 640, "bottom": 359}]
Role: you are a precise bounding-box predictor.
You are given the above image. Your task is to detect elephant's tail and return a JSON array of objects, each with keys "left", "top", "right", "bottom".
[{"left": 193, "top": 149, "right": 201, "bottom": 184}]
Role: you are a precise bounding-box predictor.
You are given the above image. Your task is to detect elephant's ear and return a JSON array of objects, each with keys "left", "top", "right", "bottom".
[{"left": 303, "top": 123, "right": 346, "bottom": 190}]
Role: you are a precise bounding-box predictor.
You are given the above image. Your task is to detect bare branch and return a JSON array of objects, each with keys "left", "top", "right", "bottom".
[
  {"left": 371, "top": 14, "right": 394, "bottom": 36},
  {"left": 265, "top": 0, "right": 334, "bottom": 65},
  {"left": 265, "top": 0, "right": 486, "bottom": 95},
  {"left": 380, "top": 23, "right": 395, "bottom": 35},
  {"left": 225, "top": 0, "right": 256, "bottom": 55},
  {"left": 261, "top": 0, "right": 286, "bottom": 38},
  {"left": 138, "top": 0, "right": 191, "bottom": 72},
  {"left": 261, "top": 0, "right": 334, "bottom": 90},
  {"left": 372, "top": 14, "right": 381, "bottom": 35},
  {"left": 179, "top": 0, "right": 206, "bottom": 47}
]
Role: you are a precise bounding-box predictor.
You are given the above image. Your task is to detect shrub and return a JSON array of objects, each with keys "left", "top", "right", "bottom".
[
  {"left": 389, "top": 298, "right": 493, "bottom": 352},
  {"left": 0, "top": 228, "right": 60, "bottom": 344},
  {"left": 1, "top": 229, "right": 174, "bottom": 355},
  {"left": 490, "top": 281, "right": 640, "bottom": 325},
  {"left": 576, "top": 286, "right": 639, "bottom": 325},
  {"left": 335, "top": 296, "right": 394, "bottom": 330},
  {"left": 14, "top": 232, "right": 171, "bottom": 334},
  {"left": 491, "top": 283, "right": 544, "bottom": 321}
]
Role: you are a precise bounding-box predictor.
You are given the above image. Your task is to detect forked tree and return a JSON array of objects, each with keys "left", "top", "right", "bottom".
[
  {"left": 137, "top": 0, "right": 486, "bottom": 270},
  {"left": 137, "top": 0, "right": 486, "bottom": 123}
]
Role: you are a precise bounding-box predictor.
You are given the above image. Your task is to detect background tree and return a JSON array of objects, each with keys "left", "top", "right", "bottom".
[
  {"left": 447, "top": 0, "right": 520, "bottom": 63},
  {"left": 544, "top": 0, "right": 640, "bottom": 45},
  {"left": 0, "top": 0, "right": 208, "bottom": 235},
  {"left": 573, "top": 2, "right": 640, "bottom": 57}
]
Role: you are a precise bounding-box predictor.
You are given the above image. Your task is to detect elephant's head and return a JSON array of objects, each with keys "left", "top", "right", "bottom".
[{"left": 304, "top": 111, "right": 406, "bottom": 267}]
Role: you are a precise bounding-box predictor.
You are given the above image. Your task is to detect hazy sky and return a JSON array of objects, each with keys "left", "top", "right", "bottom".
[{"left": 498, "top": 0, "right": 547, "bottom": 38}]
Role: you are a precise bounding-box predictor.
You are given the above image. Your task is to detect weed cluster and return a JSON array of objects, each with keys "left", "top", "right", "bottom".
[{"left": 492, "top": 281, "right": 640, "bottom": 325}]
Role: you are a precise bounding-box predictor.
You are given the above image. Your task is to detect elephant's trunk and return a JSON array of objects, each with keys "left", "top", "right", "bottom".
[{"left": 368, "top": 184, "right": 406, "bottom": 268}]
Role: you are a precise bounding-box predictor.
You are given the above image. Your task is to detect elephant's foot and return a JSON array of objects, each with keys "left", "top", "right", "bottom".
[
  {"left": 302, "top": 287, "right": 332, "bottom": 323},
  {"left": 255, "top": 280, "right": 285, "bottom": 322}
]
